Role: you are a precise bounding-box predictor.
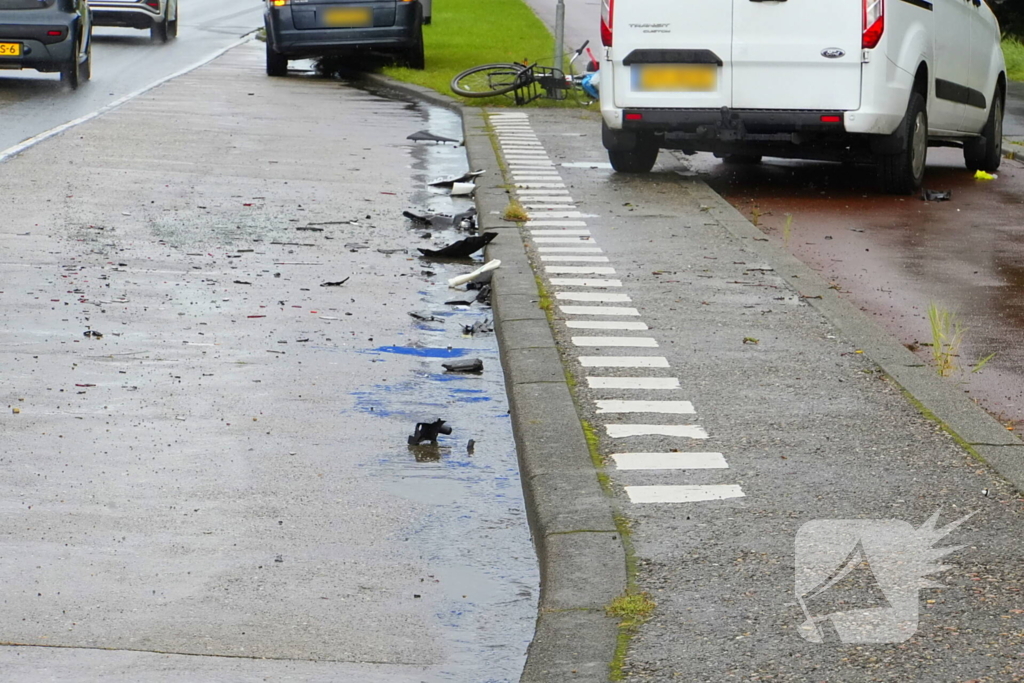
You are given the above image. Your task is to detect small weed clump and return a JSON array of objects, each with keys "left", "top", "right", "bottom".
[
  {"left": 503, "top": 201, "right": 528, "bottom": 222},
  {"left": 928, "top": 304, "right": 964, "bottom": 377},
  {"left": 607, "top": 592, "right": 656, "bottom": 630}
]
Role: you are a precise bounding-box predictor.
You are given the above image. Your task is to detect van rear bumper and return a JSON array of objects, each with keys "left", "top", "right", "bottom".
[{"left": 619, "top": 108, "right": 847, "bottom": 138}]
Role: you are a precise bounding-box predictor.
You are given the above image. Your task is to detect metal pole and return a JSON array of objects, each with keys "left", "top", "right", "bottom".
[{"left": 553, "top": 0, "right": 565, "bottom": 71}]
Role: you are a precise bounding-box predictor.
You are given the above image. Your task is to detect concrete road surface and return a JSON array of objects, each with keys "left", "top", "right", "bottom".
[{"left": 0, "top": 41, "right": 536, "bottom": 681}]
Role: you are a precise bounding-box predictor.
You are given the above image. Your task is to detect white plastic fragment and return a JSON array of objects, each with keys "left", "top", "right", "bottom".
[{"left": 448, "top": 259, "right": 501, "bottom": 288}]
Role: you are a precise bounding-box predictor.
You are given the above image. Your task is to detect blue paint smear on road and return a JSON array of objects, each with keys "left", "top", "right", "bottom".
[{"left": 365, "top": 345, "right": 470, "bottom": 358}]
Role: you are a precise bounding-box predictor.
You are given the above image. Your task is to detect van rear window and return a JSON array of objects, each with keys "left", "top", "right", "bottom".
[{"left": 0, "top": 0, "right": 56, "bottom": 8}]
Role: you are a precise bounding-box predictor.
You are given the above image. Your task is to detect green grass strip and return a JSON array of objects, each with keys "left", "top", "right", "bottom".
[
  {"left": 383, "top": 0, "right": 554, "bottom": 104},
  {"left": 1004, "top": 37, "right": 1024, "bottom": 82}
]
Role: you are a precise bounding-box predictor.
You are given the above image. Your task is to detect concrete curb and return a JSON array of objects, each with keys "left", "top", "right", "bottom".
[
  {"left": 358, "top": 72, "right": 625, "bottom": 680},
  {"left": 463, "top": 109, "right": 626, "bottom": 682},
  {"left": 690, "top": 180, "right": 1024, "bottom": 493},
  {"left": 359, "top": 72, "right": 464, "bottom": 113}
]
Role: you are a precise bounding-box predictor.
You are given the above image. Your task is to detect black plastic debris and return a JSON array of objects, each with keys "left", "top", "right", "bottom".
[
  {"left": 922, "top": 189, "right": 952, "bottom": 202},
  {"left": 445, "top": 298, "right": 474, "bottom": 306},
  {"left": 407, "top": 130, "right": 460, "bottom": 144},
  {"left": 409, "top": 312, "right": 443, "bottom": 323},
  {"left": 403, "top": 209, "right": 452, "bottom": 228},
  {"left": 408, "top": 419, "right": 452, "bottom": 445},
  {"left": 452, "top": 207, "right": 478, "bottom": 231},
  {"left": 474, "top": 284, "right": 492, "bottom": 306},
  {"left": 321, "top": 277, "right": 350, "bottom": 287},
  {"left": 467, "top": 439, "right": 475, "bottom": 455},
  {"left": 428, "top": 170, "right": 486, "bottom": 187},
  {"left": 233, "top": 280, "right": 252, "bottom": 285},
  {"left": 83, "top": 330, "right": 103, "bottom": 339},
  {"left": 442, "top": 358, "right": 484, "bottom": 373},
  {"left": 463, "top": 318, "right": 493, "bottom": 336},
  {"left": 418, "top": 232, "right": 497, "bottom": 258}
]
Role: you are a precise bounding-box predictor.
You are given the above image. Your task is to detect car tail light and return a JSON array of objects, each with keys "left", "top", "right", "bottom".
[
  {"left": 600, "top": 0, "right": 613, "bottom": 47},
  {"left": 821, "top": 115, "right": 842, "bottom": 123},
  {"left": 271, "top": 0, "right": 287, "bottom": 5},
  {"left": 47, "top": 30, "right": 62, "bottom": 36},
  {"left": 863, "top": 0, "right": 884, "bottom": 49},
  {"left": 625, "top": 113, "right": 642, "bottom": 121},
  {"left": 144, "top": 0, "right": 159, "bottom": 8}
]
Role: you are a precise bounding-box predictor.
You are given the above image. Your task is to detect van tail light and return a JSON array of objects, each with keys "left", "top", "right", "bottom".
[
  {"left": 600, "top": 0, "right": 613, "bottom": 47},
  {"left": 863, "top": 0, "right": 884, "bottom": 49},
  {"left": 144, "top": 0, "right": 160, "bottom": 8},
  {"left": 271, "top": 0, "right": 288, "bottom": 6}
]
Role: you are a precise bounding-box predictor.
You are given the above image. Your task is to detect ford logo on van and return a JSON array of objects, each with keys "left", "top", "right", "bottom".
[{"left": 821, "top": 48, "right": 846, "bottom": 59}]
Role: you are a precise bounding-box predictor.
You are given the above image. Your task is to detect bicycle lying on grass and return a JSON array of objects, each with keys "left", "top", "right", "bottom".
[{"left": 450, "top": 42, "right": 599, "bottom": 105}]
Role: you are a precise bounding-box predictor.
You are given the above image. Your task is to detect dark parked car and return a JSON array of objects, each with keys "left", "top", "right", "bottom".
[
  {"left": 87, "top": 0, "right": 177, "bottom": 42},
  {"left": 0, "top": 0, "right": 92, "bottom": 89},
  {"left": 264, "top": 0, "right": 424, "bottom": 76}
]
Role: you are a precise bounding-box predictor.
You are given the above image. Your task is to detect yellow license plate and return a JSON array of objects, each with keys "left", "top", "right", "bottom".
[
  {"left": 324, "top": 7, "right": 372, "bottom": 27},
  {"left": 0, "top": 42, "right": 23, "bottom": 58},
  {"left": 635, "top": 64, "right": 717, "bottom": 92}
]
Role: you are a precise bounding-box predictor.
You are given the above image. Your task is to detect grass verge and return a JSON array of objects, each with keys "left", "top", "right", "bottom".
[
  {"left": 383, "top": 0, "right": 554, "bottom": 105},
  {"left": 382, "top": 0, "right": 592, "bottom": 107},
  {"left": 1004, "top": 37, "right": 1024, "bottom": 82}
]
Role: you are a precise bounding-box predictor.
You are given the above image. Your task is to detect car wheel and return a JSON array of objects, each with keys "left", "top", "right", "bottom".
[
  {"left": 60, "top": 37, "right": 81, "bottom": 90},
  {"left": 964, "top": 87, "right": 1003, "bottom": 174},
  {"left": 877, "top": 91, "right": 927, "bottom": 195},
  {"left": 402, "top": 8, "right": 424, "bottom": 70},
  {"left": 608, "top": 134, "right": 659, "bottom": 173},
  {"left": 721, "top": 154, "right": 762, "bottom": 165},
  {"left": 81, "top": 35, "right": 92, "bottom": 82},
  {"left": 266, "top": 38, "right": 288, "bottom": 77},
  {"left": 167, "top": 3, "right": 179, "bottom": 39},
  {"left": 151, "top": 17, "right": 169, "bottom": 43}
]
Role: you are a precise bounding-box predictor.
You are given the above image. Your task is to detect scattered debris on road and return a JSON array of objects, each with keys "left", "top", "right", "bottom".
[
  {"left": 409, "top": 312, "right": 444, "bottom": 323},
  {"left": 429, "top": 170, "right": 485, "bottom": 187},
  {"left": 442, "top": 358, "right": 484, "bottom": 373},
  {"left": 321, "top": 277, "right": 351, "bottom": 287},
  {"left": 83, "top": 330, "right": 103, "bottom": 339},
  {"left": 449, "top": 259, "right": 501, "bottom": 288},
  {"left": 418, "top": 232, "right": 497, "bottom": 258},
  {"left": 408, "top": 418, "right": 453, "bottom": 444},
  {"left": 463, "top": 318, "right": 493, "bottom": 336},
  {"left": 922, "top": 189, "right": 952, "bottom": 202},
  {"left": 407, "top": 130, "right": 460, "bottom": 144}
]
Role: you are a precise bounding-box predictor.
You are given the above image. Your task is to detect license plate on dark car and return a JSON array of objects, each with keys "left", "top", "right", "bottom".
[
  {"left": 324, "top": 7, "right": 372, "bottom": 27},
  {"left": 0, "top": 42, "right": 23, "bottom": 57}
]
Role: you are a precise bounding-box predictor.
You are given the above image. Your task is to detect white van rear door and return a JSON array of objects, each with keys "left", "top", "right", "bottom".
[
  {"left": 731, "top": 0, "right": 862, "bottom": 110},
  {"left": 611, "top": 1, "right": 732, "bottom": 110}
]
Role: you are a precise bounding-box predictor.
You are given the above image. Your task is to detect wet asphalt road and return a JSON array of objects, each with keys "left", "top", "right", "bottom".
[
  {"left": 0, "top": 0, "right": 264, "bottom": 154},
  {"left": 679, "top": 148, "right": 1024, "bottom": 429},
  {"left": 0, "top": 42, "right": 536, "bottom": 681},
  {"left": 506, "top": 108, "right": 1024, "bottom": 682}
]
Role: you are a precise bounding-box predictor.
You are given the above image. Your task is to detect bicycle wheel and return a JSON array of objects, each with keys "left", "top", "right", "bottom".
[{"left": 451, "top": 63, "right": 527, "bottom": 98}]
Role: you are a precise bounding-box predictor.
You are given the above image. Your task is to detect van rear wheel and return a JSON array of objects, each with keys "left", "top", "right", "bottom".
[
  {"left": 877, "top": 92, "right": 927, "bottom": 195},
  {"left": 608, "top": 135, "right": 659, "bottom": 173},
  {"left": 964, "top": 87, "right": 1003, "bottom": 174}
]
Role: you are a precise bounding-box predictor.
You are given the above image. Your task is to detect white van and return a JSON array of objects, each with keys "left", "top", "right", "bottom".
[{"left": 599, "top": 0, "right": 1007, "bottom": 194}]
